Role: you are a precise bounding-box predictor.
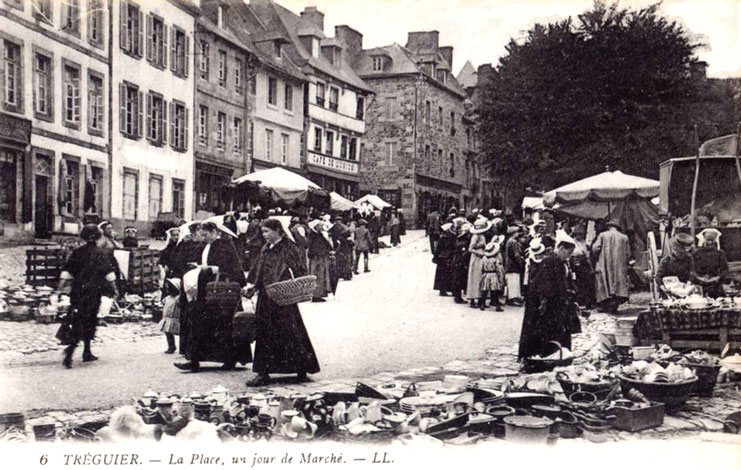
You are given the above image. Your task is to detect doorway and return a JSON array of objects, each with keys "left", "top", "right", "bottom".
[{"left": 34, "top": 175, "right": 51, "bottom": 239}]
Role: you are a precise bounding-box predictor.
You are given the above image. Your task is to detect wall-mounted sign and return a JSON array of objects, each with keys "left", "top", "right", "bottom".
[{"left": 307, "top": 151, "right": 359, "bottom": 174}]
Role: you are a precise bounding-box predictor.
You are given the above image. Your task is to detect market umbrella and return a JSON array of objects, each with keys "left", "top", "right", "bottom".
[
  {"left": 355, "top": 194, "right": 392, "bottom": 210},
  {"left": 232, "top": 167, "right": 329, "bottom": 207},
  {"left": 330, "top": 192, "right": 358, "bottom": 211},
  {"left": 543, "top": 170, "right": 660, "bottom": 221}
]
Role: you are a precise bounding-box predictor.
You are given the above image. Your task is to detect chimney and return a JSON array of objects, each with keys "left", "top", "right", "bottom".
[
  {"left": 477, "top": 63, "right": 493, "bottom": 84},
  {"left": 690, "top": 61, "right": 707, "bottom": 81},
  {"left": 439, "top": 46, "right": 453, "bottom": 68},
  {"left": 405, "top": 31, "right": 439, "bottom": 53},
  {"left": 335, "top": 25, "right": 363, "bottom": 68},
  {"left": 301, "top": 6, "right": 324, "bottom": 33}
]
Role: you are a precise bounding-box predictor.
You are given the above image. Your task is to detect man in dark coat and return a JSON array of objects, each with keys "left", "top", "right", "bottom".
[
  {"left": 367, "top": 213, "right": 380, "bottom": 253},
  {"left": 452, "top": 224, "right": 471, "bottom": 303},
  {"left": 426, "top": 209, "right": 442, "bottom": 253},
  {"left": 58, "top": 225, "right": 118, "bottom": 368},
  {"left": 433, "top": 224, "right": 457, "bottom": 296},
  {"left": 353, "top": 219, "right": 372, "bottom": 274}
]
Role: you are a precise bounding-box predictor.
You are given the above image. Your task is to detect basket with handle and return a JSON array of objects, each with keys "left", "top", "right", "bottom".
[
  {"left": 265, "top": 268, "right": 317, "bottom": 307},
  {"left": 204, "top": 272, "right": 241, "bottom": 312}
]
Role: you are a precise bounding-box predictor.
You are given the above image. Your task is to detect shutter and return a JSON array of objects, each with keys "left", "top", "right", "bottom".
[
  {"left": 120, "top": 1, "right": 128, "bottom": 52},
  {"left": 146, "top": 92, "right": 152, "bottom": 139},
  {"left": 170, "top": 28, "right": 176, "bottom": 72},
  {"left": 137, "top": 10, "right": 144, "bottom": 57},
  {"left": 32, "top": 57, "right": 37, "bottom": 113},
  {"left": 58, "top": 159, "right": 68, "bottom": 215},
  {"left": 119, "top": 83, "right": 126, "bottom": 133},
  {"left": 162, "top": 24, "right": 168, "bottom": 68},
  {"left": 162, "top": 99, "right": 167, "bottom": 144},
  {"left": 146, "top": 13, "right": 153, "bottom": 62},
  {"left": 137, "top": 90, "right": 143, "bottom": 138},
  {"left": 184, "top": 107, "right": 189, "bottom": 150},
  {"left": 79, "top": 164, "right": 87, "bottom": 216},
  {"left": 184, "top": 34, "right": 190, "bottom": 77},
  {"left": 169, "top": 102, "right": 175, "bottom": 148}
]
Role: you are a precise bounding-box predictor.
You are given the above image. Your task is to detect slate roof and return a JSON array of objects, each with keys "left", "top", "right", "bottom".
[{"left": 457, "top": 61, "right": 478, "bottom": 89}]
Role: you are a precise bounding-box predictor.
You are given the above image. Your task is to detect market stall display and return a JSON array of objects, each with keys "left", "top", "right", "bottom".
[{"left": 232, "top": 167, "right": 330, "bottom": 208}]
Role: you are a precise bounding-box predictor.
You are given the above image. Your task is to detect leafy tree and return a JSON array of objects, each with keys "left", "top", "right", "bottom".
[{"left": 477, "top": 1, "right": 735, "bottom": 206}]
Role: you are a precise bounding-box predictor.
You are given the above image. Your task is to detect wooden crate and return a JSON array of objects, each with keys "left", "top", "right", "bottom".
[
  {"left": 661, "top": 327, "right": 741, "bottom": 352},
  {"left": 126, "top": 249, "right": 161, "bottom": 295},
  {"left": 25, "top": 247, "right": 69, "bottom": 287}
]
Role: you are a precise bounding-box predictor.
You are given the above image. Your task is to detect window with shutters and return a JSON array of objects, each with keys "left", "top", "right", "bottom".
[
  {"left": 313, "top": 127, "right": 322, "bottom": 152},
  {"left": 88, "top": 0, "right": 104, "bottom": 47},
  {"left": 315, "top": 82, "right": 325, "bottom": 106},
  {"left": 122, "top": 169, "right": 138, "bottom": 220},
  {"left": 148, "top": 174, "right": 162, "bottom": 220},
  {"left": 234, "top": 59, "right": 242, "bottom": 94},
  {"left": 146, "top": 91, "right": 166, "bottom": 145},
  {"left": 171, "top": 27, "right": 189, "bottom": 78},
  {"left": 265, "top": 129, "right": 273, "bottom": 160},
  {"left": 33, "top": 0, "right": 53, "bottom": 24},
  {"left": 328, "top": 87, "right": 339, "bottom": 112},
  {"left": 198, "top": 105, "right": 208, "bottom": 146},
  {"left": 325, "top": 131, "right": 334, "bottom": 156},
  {"left": 62, "top": 62, "right": 81, "bottom": 129},
  {"left": 33, "top": 52, "right": 53, "bottom": 120},
  {"left": 62, "top": 159, "right": 80, "bottom": 216},
  {"left": 170, "top": 101, "right": 188, "bottom": 151},
  {"left": 267, "top": 76, "right": 277, "bottom": 106},
  {"left": 120, "top": 1, "right": 143, "bottom": 58},
  {"left": 172, "top": 179, "right": 185, "bottom": 219},
  {"left": 233, "top": 118, "right": 242, "bottom": 155},
  {"left": 61, "top": 0, "right": 80, "bottom": 36},
  {"left": 216, "top": 112, "right": 226, "bottom": 150},
  {"left": 88, "top": 72, "right": 104, "bottom": 135},
  {"left": 3, "top": 41, "right": 22, "bottom": 113},
  {"left": 218, "top": 50, "right": 227, "bottom": 87},
  {"left": 147, "top": 14, "right": 167, "bottom": 69},
  {"left": 340, "top": 135, "right": 348, "bottom": 159},
  {"left": 198, "top": 41, "right": 209, "bottom": 80},
  {"left": 280, "top": 133, "right": 288, "bottom": 164},
  {"left": 119, "top": 81, "right": 142, "bottom": 139}
]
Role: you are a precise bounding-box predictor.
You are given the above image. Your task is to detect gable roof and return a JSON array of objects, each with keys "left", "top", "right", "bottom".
[
  {"left": 249, "top": 1, "right": 373, "bottom": 94},
  {"left": 357, "top": 43, "right": 466, "bottom": 98},
  {"left": 457, "top": 61, "right": 478, "bottom": 89}
]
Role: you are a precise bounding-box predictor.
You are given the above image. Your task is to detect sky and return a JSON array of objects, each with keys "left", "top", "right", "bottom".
[{"left": 277, "top": 0, "right": 741, "bottom": 78}]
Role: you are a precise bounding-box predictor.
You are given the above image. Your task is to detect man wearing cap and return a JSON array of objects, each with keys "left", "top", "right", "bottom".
[
  {"left": 693, "top": 228, "right": 728, "bottom": 298},
  {"left": 122, "top": 226, "right": 139, "bottom": 248},
  {"left": 353, "top": 219, "right": 372, "bottom": 274},
  {"left": 592, "top": 222, "right": 631, "bottom": 314}
]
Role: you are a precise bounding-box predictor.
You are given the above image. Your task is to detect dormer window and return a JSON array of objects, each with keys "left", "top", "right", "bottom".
[{"left": 372, "top": 56, "right": 385, "bottom": 72}]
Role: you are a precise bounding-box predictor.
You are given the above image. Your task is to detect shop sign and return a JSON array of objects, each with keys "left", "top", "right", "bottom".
[
  {"left": 0, "top": 112, "right": 31, "bottom": 146},
  {"left": 307, "top": 152, "right": 359, "bottom": 174}
]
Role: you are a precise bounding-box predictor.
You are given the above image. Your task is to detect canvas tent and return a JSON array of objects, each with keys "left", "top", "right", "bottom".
[
  {"left": 330, "top": 192, "right": 358, "bottom": 211},
  {"left": 355, "top": 194, "right": 392, "bottom": 210},
  {"left": 232, "top": 167, "right": 329, "bottom": 207}
]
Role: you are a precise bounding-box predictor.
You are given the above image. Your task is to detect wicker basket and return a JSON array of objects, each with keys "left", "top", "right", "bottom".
[
  {"left": 204, "top": 273, "right": 241, "bottom": 312},
  {"left": 265, "top": 269, "right": 316, "bottom": 307}
]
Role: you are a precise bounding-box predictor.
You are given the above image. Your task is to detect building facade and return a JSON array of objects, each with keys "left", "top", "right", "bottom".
[
  {"left": 110, "top": 0, "right": 199, "bottom": 232},
  {"left": 225, "top": 0, "right": 307, "bottom": 176},
  {"left": 358, "top": 31, "right": 467, "bottom": 226},
  {"left": 193, "top": 0, "right": 252, "bottom": 217},
  {"left": 247, "top": 1, "right": 373, "bottom": 201},
  {"left": 0, "top": 0, "right": 110, "bottom": 240}
]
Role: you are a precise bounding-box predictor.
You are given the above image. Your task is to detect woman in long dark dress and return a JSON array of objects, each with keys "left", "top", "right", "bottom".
[
  {"left": 58, "top": 225, "right": 118, "bottom": 368},
  {"left": 307, "top": 220, "right": 334, "bottom": 302},
  {"left": 174, "top": 222, "right": 247, "bottom": 372},
  {"left": 433, "top": 224, "right": 457, "bottom": 296},
  {"left": 517, "top": 235, "right": 577, "bottom": 361},
  {"left": 452, "top": 224, "right": 472, "bottom": 304},
  {"left": 171, "top": 223, "right": 204, "bottom": 355},
  {"left": 246, "top": 219, "right": 320, "bottom": 386}
]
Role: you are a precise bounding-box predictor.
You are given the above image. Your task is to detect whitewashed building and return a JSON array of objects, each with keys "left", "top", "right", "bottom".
[
  {"left": 0, "top": 0, "right": 110, "bottom": 239},
  {"left": 110, "top": 0, "right": 199, "bottom": 232}
]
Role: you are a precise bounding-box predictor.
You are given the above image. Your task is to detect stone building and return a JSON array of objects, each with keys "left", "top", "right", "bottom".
[
  {"left": 110, "top": 0, "right": 199, "bottom": 232},
  {"left": 225, "top": 0, "right": 307, "bottom": 176},
  {"left": 0, "top": 0, "right": 110, "bottom": 240},
  {"left": 247, "top": 1, "right": 373, "bottom": 201},
  {"left": 192, "top": 0, "right": 252, "bottom": 216},
  {"left": 357, "top": 31, "right": 467, "bottom": 226}
]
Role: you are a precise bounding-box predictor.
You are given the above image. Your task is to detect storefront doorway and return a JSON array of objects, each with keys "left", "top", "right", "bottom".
[{"left": 34, "top": 174, "right": 51, "bottom": 239}]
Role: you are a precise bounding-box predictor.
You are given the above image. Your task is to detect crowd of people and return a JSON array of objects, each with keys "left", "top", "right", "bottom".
[{"left": 56, "top": 204, "right": 408, "bottom": 386}]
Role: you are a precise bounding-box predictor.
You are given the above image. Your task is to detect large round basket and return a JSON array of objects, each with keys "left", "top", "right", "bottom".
[
  {"left": 685, "top": 363, "right": 721, "bottom": 397},
  {"left": 556, "top": 373, "right": 617, "bottom": 400},
  {"left": 617, "top": 374, "right": 698, "bottom": 408},
  {"left": 265, "top": 275, "right": 317, "bottom": 306},
  {"left": 523, "top": 341, "right": 573, "bottom": 373}
]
